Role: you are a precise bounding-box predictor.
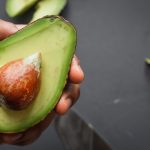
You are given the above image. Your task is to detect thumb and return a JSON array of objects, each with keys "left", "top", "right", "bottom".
[{"left": 0, "top": 19, "right": 18, "bottom": 40}]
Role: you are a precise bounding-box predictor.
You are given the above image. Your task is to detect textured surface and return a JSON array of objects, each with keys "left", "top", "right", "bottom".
[{"left": 1, "top": 0, "right": 150, "bottom": 149}]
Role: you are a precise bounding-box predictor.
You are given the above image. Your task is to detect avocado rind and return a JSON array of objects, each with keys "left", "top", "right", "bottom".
[
  {"left": 6, "top": 0, "right": 38, "bottom": 17},
  {"left": 31, "top": 0, "right": 67, "bottom": 22},
  {"left": 0, "top": 16, "right": 76, "bottom": 133}
]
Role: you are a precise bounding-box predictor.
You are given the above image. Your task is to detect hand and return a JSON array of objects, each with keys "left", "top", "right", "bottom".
[{"left": 0, "top": 20, "right": 84, "bottom": 145}]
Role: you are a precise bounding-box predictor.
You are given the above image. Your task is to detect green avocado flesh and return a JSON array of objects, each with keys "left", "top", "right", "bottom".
[
  {"left": 6, "top": 0, "right": 38, "bottom": 17},
  {"left": 0, "top": 16, "right": 76, "bottom": 133},
  {"left": 31, "top": 0, "right": 67, "bottom": 22}
]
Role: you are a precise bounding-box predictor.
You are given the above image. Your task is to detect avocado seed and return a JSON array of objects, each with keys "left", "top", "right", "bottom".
[{"left": 0, "top": 53, "right": 41, "bottom": 110}]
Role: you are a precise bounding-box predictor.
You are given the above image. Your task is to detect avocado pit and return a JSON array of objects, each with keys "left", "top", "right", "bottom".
[{"left": 0, "top": 53, "right": 41, "bottom": 110}]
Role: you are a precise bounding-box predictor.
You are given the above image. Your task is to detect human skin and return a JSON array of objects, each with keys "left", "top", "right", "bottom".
[{"left": 0, "top": 19, "right": 84, "bottom": 145}]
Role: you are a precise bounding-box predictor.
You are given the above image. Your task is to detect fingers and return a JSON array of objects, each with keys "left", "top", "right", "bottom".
[
  {"left": 55, "top": 84, "right": 80, "bottom": 115},
  {"left": 0, "top": 20, "right": 26, "bottom": 40},
  {"left": 0, "top": 133, "right": 22, "bottom": 144},
  {"left": 14, "top": 112, "right": 55, "bottom": 145},
  {"left": 55, "top": 55, "right": 84, "bottom": 115},
  {"left": 0, "top": 20, "right": 18, "bottom": 40},
  {"left": 0, "top": 111, "right": 55, "bottom": 145},
  {"left": 16, "top": 24, "right": 26, "bottom": 30},
  {"left": 69, "top": 55, "right": 84, "bottom": 84}
]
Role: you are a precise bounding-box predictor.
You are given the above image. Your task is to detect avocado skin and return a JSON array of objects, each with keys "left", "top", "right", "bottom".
[
  {"left": 6, "top": 0, "right": 38, "bottom": 17},
  {"left": 31, "top": 0, "right": 67, "bottom": 22},
  {"left": 0, "top": 16, "right": 76, "bottom": 133}
]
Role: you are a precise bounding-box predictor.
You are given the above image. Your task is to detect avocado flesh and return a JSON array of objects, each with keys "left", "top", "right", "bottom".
[
  {"left": 31, "top": 0, "right": 67, "bottom": 22},
  {"left": 6, "top": 0, "right": 38, "bottom": 17},
  {"left": 145, "top": 58, "right": 150, "bottom": 65},
  {"left": 0, "top": 16, "right": 76, "bottom": 133}
]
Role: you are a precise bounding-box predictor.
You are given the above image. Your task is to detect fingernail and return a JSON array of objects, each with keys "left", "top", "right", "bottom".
[
  {"left": 75, "top": 63, "right": 83, "bottom": 72},
  {"left": 61, "top": 97, "right": 72, "bottom": 109},
  {"left": 66, "top": 98, "right": 72, "bottom": 108},
  {"left": 72, "top": 55, "right": 80, "bottom": 65},
  {"left": 73, "top": 56, "right": 84, "bottom": 75},
  {"left": 57, "top": 98, "right": 72, "bottom": 115},
  {"left": 74, "top": 64, "right": 84, "bottom": 80}
]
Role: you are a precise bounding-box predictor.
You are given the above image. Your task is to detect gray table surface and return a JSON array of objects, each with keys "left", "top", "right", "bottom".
[{"left": 1, "top": 0, "right": 150, "bottom": 149}]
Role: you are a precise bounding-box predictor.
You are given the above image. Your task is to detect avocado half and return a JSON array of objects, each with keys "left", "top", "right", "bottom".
[
  {"left": 31, "top": 0, "right": 67, "bottom": 22},
  {"left": 0, "top": 16, "right": 76, "bottom": 133},
  {"left": 6, "top": 0, "right": 38, "bottom": 17},
  {"left": 6, "top": 0, "right": 67, "bottom": 19}
]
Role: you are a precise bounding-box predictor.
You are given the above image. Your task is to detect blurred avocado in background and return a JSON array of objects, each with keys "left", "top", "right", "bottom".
[{"left": 6, "top": 0, "right": 67, "bottom": 22}]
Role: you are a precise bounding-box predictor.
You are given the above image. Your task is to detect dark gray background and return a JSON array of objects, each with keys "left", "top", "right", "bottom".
[{"left": 1, "top": 0, "right": 150, "bottom": 149}]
